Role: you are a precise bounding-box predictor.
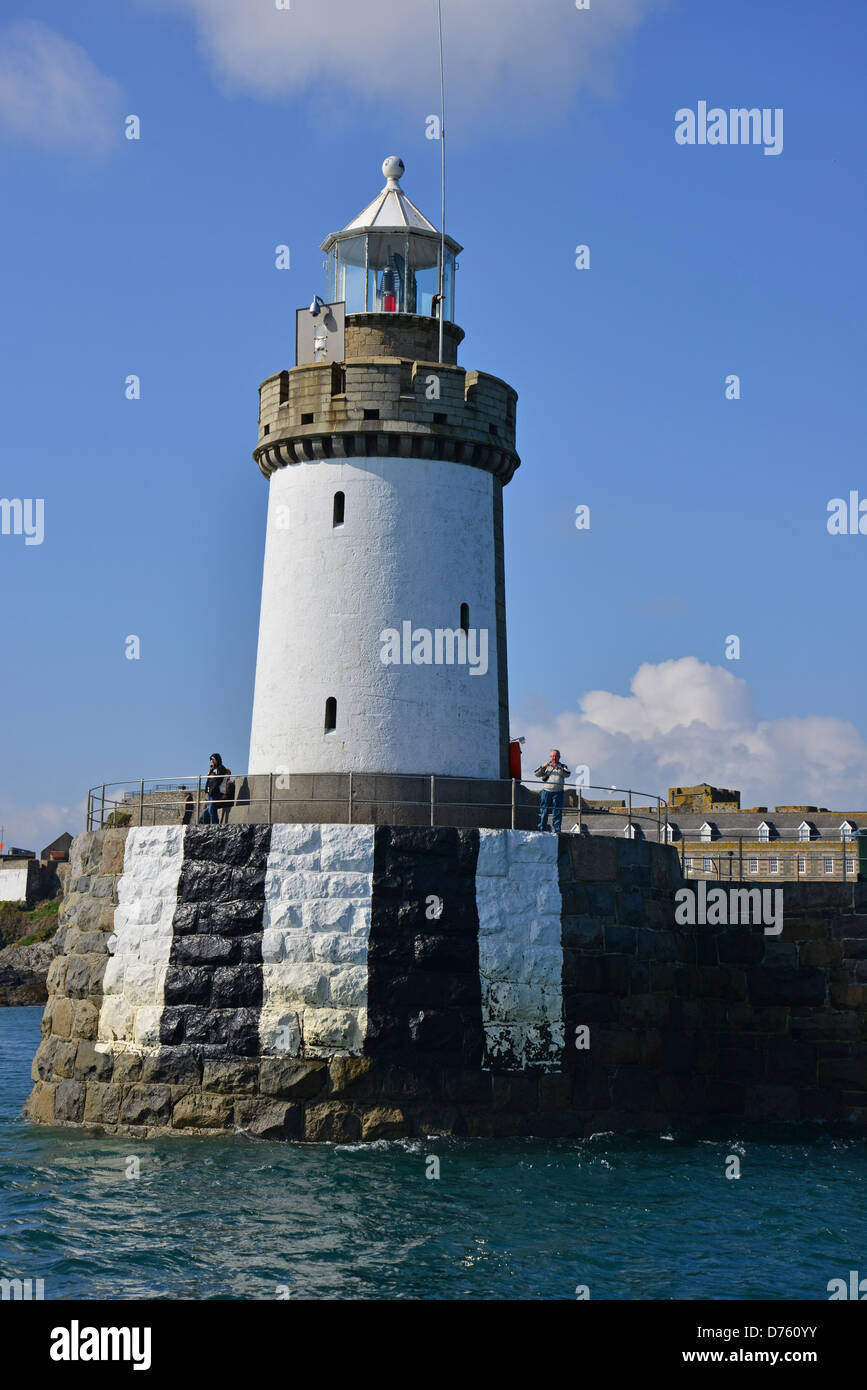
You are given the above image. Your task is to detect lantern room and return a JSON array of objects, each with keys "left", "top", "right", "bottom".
[{"left": 321, "top": 156, "right": 460, "bottom": 322}]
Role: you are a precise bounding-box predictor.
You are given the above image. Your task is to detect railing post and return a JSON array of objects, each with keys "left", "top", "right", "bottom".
[
  {"left": 430, "top": 775, "right": 435, "bottom": 828},
  {"left": 664, "top": 801, "right": 669, "bottom": 845},
  {"left": 86, "top": 790, "right": 91, "bottom": 832},
  {"left": 739, "top": 836, "right": 743, "bottom": 880},
  {"left": 268, "top": 772, "right": 273, "bottom": 823},
  {"left": 511, "top": 776, "right": 516, "bottom": 830},
  {"left": 100, "top": 784, "right": 105, "bottom": 829},
  {"left": 138, "top": 779, "right": 144, "bottom": 827},
  {"left": 195, "top": 776, "right": 201, "bottom": 824},
  {"left": 627, "top": 789, "right": 632, "bottom": 830},
  {"left": 348, "top": 772, "right": 353, "bottom": 825}
]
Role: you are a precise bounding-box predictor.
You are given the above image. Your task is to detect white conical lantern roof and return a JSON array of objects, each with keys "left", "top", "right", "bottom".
[{"left": 322, "top": 156, "right": 462, "bottom": 253}]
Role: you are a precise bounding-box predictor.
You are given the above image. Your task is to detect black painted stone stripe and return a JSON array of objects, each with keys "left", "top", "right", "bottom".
[
  {"left": 365, "top": 826, "right": 484, "bottom": 1070},
  {"left": 160, "top": 824, "right": 272, "bottom": 1059}
]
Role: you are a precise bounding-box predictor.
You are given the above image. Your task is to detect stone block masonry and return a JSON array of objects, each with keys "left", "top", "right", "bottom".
[
  {"left": 476, "top": 829, "right": 564, "bottom": 1071},
  {"left": 24, "top": 825, "right": 867, "bottom": 1140},
  {"left": 254, "top": 356, "right": 519, "bottom": 484},
  {"left": 261, "top": 823, "right": 375, "bottom": 1057}
]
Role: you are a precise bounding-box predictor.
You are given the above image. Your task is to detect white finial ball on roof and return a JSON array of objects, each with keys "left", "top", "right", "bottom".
[{"left": 382, "top": 155, "right": 405, "bottom": 182}]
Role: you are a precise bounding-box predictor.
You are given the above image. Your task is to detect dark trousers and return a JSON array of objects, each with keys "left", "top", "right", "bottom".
[
  {"left": 199, "top": 796, "right": 220, "bottom": 825},
  {"left": 538, "top": 788, "right": 563, "bottom": 833}
]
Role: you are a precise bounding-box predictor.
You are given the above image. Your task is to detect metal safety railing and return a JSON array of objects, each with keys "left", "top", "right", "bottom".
[{"left": 85, "top": 774, "right": 670, "bottom": 838}]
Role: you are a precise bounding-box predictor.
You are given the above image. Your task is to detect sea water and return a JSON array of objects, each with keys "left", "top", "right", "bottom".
[{"left": 1, "top": 1007, "right": 865, "bottom": 1301}]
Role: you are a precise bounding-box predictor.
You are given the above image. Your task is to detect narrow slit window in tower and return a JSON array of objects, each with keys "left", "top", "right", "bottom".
[
  {"left": 460, "top": 603, "right": 470, "bottom": 634},
  {"left": 333, "top": 491, "right": 345, "bottom": 527},
  {"left": 324, "top": 697, "right": 337, "bottom": 732}
]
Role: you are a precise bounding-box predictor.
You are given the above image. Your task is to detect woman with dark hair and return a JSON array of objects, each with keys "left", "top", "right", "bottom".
[{"left": 199, "top": 753, "right": 231, "bottom": 825}]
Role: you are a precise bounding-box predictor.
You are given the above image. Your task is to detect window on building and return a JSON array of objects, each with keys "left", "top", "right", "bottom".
[
  {"left": 768, "top": 857, "right": 779, "bottom": 873},
  {"left": 798, "top": 822, "right": 811, "bottom": 842},
  {"left": 460, "top": 603, "right": 470, "bottom": 634},
  {"left": 702, "top": 857, "right": 712, "bottom": 872},
  {"left": 333, "top": 491, "right": 345, "bottom": 527},
  {"left": 700, "top": 822, "right": 712, "bottom": 843},
  {"left": 748, "top": 858, "right": 758, "bottom": 873},
  {"left": 824, "top": 857, "right": 834, "bottom": 874},
  {"left": 684, "top": 856, "right": 693, "bottom": 873},
  {"left": 846, "top": 858, "right": 855, "bottom": 874},
  {"left": 798, "top": 856, "right": 806, "bottom": 874},
  {"left": 758, "top": 823, "right": 770, "bottom": 843},
  {"left": 324, "top": 697, "right": 337, "bottom": 732}
]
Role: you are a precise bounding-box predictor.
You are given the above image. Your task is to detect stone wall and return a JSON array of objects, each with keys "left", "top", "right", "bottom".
[
  {"left": 254, "top": 357, "right": 519, "bottom": 484},
  {"left": 559, "top": 837, "right": 867, "bottom": 1130},
  {"left": 24, "top": 826, "right": 867, "bottom": 1140},
  {"left": 343, "top": 313, "right": 464, "bottom": 365}
]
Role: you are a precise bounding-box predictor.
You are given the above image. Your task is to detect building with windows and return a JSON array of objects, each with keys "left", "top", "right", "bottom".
[{"left": 567, "top": 783, "right": 863, "bottom": 880}]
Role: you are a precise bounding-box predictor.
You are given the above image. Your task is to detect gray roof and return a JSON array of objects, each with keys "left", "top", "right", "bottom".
[
  {"left": 570, "top": 806, "right": 862, "bottom": 841},
  {"left": 321, "top": 156, "right": 462, "bottom": 254}
]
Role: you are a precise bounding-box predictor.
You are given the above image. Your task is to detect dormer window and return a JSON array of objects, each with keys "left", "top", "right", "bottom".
[
  {"left": 663, "top": 823, "right": 678, "bottom": 843},
  {"left": 757, "top": 821, "right": 772, "bottom": 843},
  {"left": 840, "top": 820, "right": 857, "bottom": 841},
  {"left": 700, "top": 821, "right": 714, "bottom": 843},
  {"left": 798, "top": 821, "right": 814, "bottom": 843},
  {"left": 624, "top": 822, "right": 642, "bottom": 840}
]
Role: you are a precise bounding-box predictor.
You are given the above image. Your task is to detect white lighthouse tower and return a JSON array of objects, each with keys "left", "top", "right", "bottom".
[{"left": 248, "top": 157, "right": 519, "bottom": 781}]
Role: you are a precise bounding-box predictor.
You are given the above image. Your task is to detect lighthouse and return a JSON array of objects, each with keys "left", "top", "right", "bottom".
[{"left": 248, "top": 157, "right": 520, "bottom": 781}]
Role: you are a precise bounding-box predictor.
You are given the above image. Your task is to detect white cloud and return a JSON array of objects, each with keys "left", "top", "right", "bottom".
[
  {"left": 157, "top": 0, "right": 665, "bottom": 127},
  {"left": 0, "top": 21, "right": 122, "bottom": 155},
  {"left": 0, "top": 796, "right": 86, "bottom": 856},
  {"left": 517, "top": 657, "right": 867, "bottom": 810}
]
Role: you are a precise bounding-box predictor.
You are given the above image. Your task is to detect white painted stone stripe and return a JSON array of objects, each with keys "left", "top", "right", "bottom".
[
  {"left": 260, "top": 823, "right": 375, "bottom": 1058},
  {"left": 96, "top": 825, "right": 185, "bottom": 1053},
  {"left": 475, "top": 829, "right": 565, "bottom": 1072}
]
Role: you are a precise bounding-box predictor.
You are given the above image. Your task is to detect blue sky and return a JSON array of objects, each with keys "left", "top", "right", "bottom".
[{"left": 1, "top": 0, "right": 866, "bottom": 847}]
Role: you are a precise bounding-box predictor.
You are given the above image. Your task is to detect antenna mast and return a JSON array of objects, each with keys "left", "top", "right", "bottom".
[{"left": 437, "top": 0, "right": 446, "bottom": 365}]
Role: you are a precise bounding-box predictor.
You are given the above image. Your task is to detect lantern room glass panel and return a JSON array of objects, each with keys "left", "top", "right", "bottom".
[
  {"left": 441, "top": 246, "right": 455, "bottom": 322},
  {"left": 327, "top": 231, "right": 457, "bottom": 320},
  {"left": 365, "top": 232, "right": 413, "bottom": 313},
  {"left": 331, "top": 235, "right": 366, "bottom": 313}
]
